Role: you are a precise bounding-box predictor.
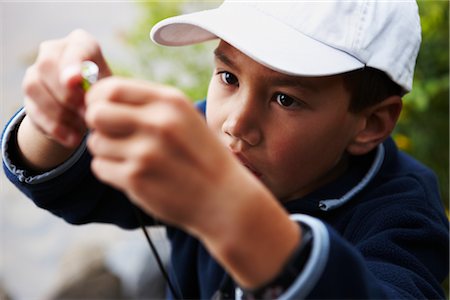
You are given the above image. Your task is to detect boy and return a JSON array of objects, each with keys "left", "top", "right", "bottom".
[{"left": 2, "top": 1, "right": 449, "bottom": 299}]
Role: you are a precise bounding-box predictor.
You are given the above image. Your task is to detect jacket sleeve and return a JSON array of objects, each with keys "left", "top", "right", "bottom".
[
  {"left": 1, "top": 108, "right": 152, "bottom": 229},
  {"left": 277, "top": 204, "right": 449, "bottom": 300},
  {"left": 2, "top": 101, "right": 207, "bottom": 228}
]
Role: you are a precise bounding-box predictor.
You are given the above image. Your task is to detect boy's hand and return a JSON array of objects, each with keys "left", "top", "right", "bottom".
[
  {"left": 84, "top": 77, "right": 301, "bottom": 290},
  {"left": 21, "top": 29, "right": 111, "bottom": 149},
  {"left": 84, "top": 77, "right": 246, "bottom": 229}
]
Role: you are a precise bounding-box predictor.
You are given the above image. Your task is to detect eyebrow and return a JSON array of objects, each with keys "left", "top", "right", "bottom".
[{"left": 214, "top": 48, "right": 237, "bottom": 68}]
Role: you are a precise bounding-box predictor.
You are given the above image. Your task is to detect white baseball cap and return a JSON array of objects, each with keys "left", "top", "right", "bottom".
[{"left": 150, "top": 1, "right": 421, "bottom": 93}]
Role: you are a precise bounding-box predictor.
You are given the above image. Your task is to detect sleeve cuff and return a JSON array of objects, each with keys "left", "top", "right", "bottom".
[
  {"left": 1, "top": 107, "right": 88, "bottom": 185},
  {"left": 235, "top": 214, "right": 330, "bottom": 300},
  {"left": 280, "top": 214, "right": 329, "bottom": 299}
]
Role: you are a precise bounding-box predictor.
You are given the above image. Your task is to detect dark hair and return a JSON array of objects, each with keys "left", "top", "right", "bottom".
[{"left": 342, "top": 67, "right": 403, "bottom": 113}]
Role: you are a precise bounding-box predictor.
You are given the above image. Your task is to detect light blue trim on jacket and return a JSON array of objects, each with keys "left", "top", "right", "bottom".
[
  {"left": 1, "top": 108, "right": 88, "bottom": 184},
  {"left": 235, "top": 214, "right": 330, "bottom": 300},
  {"left": 279, "top": 214, "right": 330, "bottom": 300},
  {"left": 318, "top": 144, "right": 385, "bottom": 211}
]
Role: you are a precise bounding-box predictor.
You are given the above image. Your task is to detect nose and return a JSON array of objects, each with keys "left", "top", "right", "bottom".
[{"left": 222, "top": 94, "right": 263, "bottom": 147}]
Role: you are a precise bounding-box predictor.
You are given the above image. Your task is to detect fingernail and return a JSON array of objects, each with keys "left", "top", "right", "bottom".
[
  {"left": 64, "top": 132, "right": 79, "bottom": 148},
  {"left": 77, "top": 105, "right": 86, "bottom": 118},
  {"left": 61, "top": 65, "right": 81, "bottom": 86}
]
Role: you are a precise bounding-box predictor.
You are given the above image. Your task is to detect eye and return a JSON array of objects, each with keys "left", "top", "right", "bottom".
[
  {"left": 218, "top": 71, "right": 239, "bottom": 86},
  {"left": 275, "top": 93, "right": 299, "bottom": 108}
]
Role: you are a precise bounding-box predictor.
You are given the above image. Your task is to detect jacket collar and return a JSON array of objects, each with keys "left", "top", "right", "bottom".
[{"left": 284, "top": 141, "right": 388, "bottom": 214}]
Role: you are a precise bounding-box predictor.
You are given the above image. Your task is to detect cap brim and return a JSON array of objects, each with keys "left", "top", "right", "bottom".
[{"left": 150, "top": 4, "right": 364, "bottom": 77}]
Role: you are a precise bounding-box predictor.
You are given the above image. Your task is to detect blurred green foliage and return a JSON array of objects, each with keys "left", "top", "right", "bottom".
[
  {"left": 118, "top": 1, "right": 449, "bottom": 213},
  {"left": 116, "top": 1, "right": 218, "bottom": 101},
  {"left": 394, "top": 1, "right": 449, "bottom": 213}
]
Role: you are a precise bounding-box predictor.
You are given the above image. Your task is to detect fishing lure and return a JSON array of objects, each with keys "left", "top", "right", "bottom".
[{"left": 81, "top": 60, "right": 99, "bottom": 91}]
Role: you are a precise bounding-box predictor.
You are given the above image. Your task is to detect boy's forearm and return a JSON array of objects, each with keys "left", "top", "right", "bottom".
[
  {"left": 16, "top": 115, "right": 82, "bottom": 171},
  {"left": 197, "top": 185, "right": 301, "bottom": 289}
]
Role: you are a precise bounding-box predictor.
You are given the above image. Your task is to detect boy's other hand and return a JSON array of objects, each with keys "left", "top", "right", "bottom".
[
  {"left": 84, "top": 77, "right": 301, "bottom": 290},
  {"left": 84, "top": 77, "right": 246, "bottom": 229},
  {"left": 21, "top": 29, "right": 111, "bottom": 149}
]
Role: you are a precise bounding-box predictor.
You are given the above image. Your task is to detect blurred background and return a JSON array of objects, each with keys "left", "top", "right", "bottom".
[{"left": 1, "top": 1, "right": 448, "bottom": 299}]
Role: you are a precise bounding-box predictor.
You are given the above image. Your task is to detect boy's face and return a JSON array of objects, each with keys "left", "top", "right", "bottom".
[{"left": 206, "top": 41, "right": 365, "bottom": 201}]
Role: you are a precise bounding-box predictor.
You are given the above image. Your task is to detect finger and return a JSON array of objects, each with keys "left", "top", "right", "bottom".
[
  {"left": 87, "top": 129, "right": 165, "bottom": 164},
  {"left": 90, "top": 155, "right": 165, "bottom": 220},
  {"left": 23, "top": 68, "right": 86, "bottom": 130},
  {"left": 33, "top": 39, "right": 84, "bottom": 112},
  {"left": 24, "top": 66, "right": 72, "bottom": 122},
  {"left": 85, "top": 100, "right": 138, "bottom": 136},
  {"left": 84, "top": 78, "right": 191, "bottom": 162},
  {"left": 89, "top": 148, "right": 173, "bottom": 213},
  {"left": 85, "top": 77, "right": 186, "bottom": 107},
  {"left": 90, "top": 156, "right": 130, "bottom": 192},
  {"left": 35, "top": 30, "right": 109, "bottom": 113},
  {"left": 87, "top": 131, "right": 129, "bottom": 160},
  {"left": 60, "top": 29, "right": 111, "bottom": 85},
  {"left": 58, "top": 30, "right": 112, "bottom": 108},
  {"left": 85, "top": 77, "right": 196, "bottom": 149}
]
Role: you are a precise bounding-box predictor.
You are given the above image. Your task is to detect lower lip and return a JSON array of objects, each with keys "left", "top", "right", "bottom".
[
  {"left": 243, "top": 164, "right": 262, "bottom": 178},
  {"left": 233, "top": 153, "right": 263, "bottom": 178}
]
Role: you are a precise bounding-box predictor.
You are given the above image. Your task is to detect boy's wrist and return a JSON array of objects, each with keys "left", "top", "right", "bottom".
[
  {"left": 241, "top": 222, "right": 313, "bottom": 299},
  {"left": 192, "top": 171, "right": 301, "bottom": 289},
  {"left": 17, "top": 115, "right": 82, "bottom": 172}
]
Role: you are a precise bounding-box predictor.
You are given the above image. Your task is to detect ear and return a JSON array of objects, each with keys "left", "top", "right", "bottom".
[{"left": 347, "top": 96, "right": 402, "bottom": 156}]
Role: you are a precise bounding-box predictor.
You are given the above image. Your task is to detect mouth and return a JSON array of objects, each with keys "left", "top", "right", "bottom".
[{"left": 233, "top": 152, "right": 263, "bottom": 178}]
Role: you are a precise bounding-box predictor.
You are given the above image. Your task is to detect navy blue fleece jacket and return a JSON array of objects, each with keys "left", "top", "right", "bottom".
[{"left": 2, "top": 103, "right": 449, "bottom": 299}]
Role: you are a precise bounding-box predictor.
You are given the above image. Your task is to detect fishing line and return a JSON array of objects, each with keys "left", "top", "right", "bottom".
[
  {"left": 81, "top": 61, "right": 183, "bottom": 299},
  {"left": 132, "top": 206, "right": 182, "bottom": 299}
]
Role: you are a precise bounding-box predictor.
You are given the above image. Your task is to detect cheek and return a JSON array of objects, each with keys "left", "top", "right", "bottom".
[
  {"left": 265, "top": 124, "right": 348, "bottom": 192},
  {"left": 205, "top": 82, "right": 223, "bottom": 131},
  {"left": 268, "top": 133, "right": 314, "bottom": 175},
  {"left": 206, "top": 103, "right": 226, "bottom": 140}
]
